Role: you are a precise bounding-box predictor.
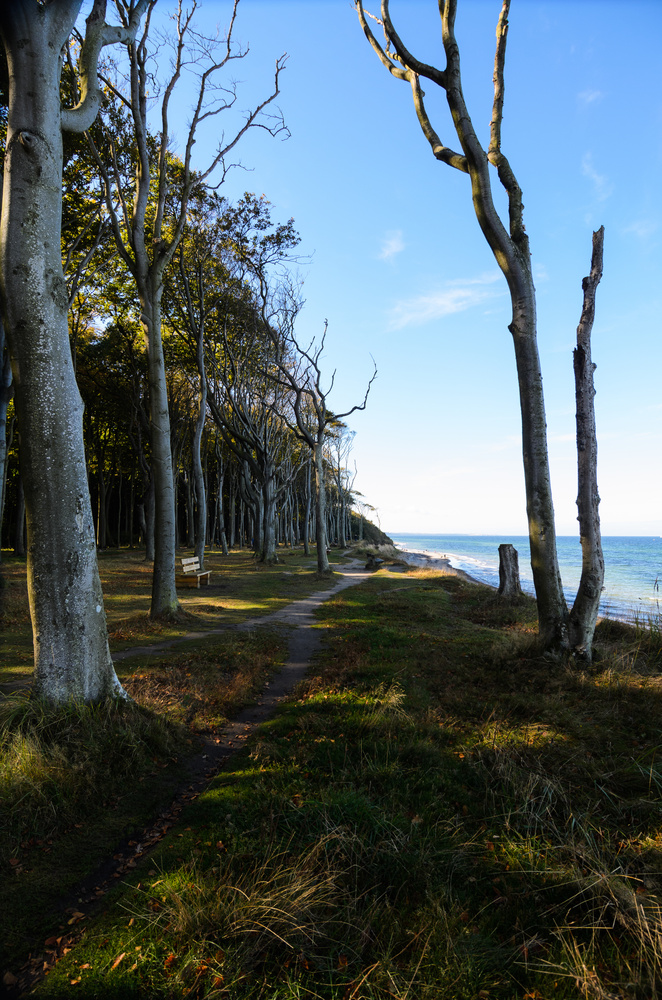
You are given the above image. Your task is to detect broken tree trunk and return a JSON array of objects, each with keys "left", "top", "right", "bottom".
[{"left": 498, "top": 543, "right": 522, "bottom": 600}]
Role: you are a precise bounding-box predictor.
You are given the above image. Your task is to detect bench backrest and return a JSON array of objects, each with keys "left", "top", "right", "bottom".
[{"left": 181, "top": 557, "right": 201, "bottom": 574}]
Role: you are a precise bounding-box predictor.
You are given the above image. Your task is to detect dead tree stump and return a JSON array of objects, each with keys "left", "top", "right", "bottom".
[{"left": 498, "top": 544, "right": 522, "bottom": 600}]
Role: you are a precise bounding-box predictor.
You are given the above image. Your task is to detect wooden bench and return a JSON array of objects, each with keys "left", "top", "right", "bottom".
[{"left": 176, "top": 556, "right": 212, "bottom": 589}]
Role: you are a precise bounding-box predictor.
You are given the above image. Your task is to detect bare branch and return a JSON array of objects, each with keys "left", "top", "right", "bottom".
[
  {"left": 410, "top": 74, "right": 467, "bottom": 173},
  {"left": 355, "top": 1, "right": 408, "bottom": 81},
  {"left": 381, "top": 0, "right": 447, "bottom": 88},
  {"left": 61, "top": 0, "right": 150, "bottom": 133},
  {"left": 488, "top": 0, "right": 509, "bottom": 163}
]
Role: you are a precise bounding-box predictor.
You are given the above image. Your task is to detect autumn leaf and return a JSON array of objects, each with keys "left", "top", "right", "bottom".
[
  {"left": 337, "top": 954, "right": 348, "bottom": 969},
  {"left": 111, "top": 953, "right": 126, "bottom": 970},
  {"left": 164, "top": 954, "right": 177, "bottom": 970}
]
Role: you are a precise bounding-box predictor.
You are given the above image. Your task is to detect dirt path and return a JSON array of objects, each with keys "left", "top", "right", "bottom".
[
  {"left": 0, "top": 560, "right": 372, "bottom": 697},
  {"left": 3, "top": 561, "right": 373, "bottom": 995}
]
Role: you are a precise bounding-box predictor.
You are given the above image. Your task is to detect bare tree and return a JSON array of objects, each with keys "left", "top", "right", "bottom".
[
  {"left": 569, "top": 227, "right": 605, "bottom": 660},
  {"left": 271, "top": 320, "right": 376, "bottom": 574},
  {"left": 356, "top": 0, "right": 577, "bottom": 651},
  {"left": 0, "top": 0, "right": 149, "bottom": 703},
  {"left": 206, "top": 314, "right": 304, "bottom": 565},
  {"left": 88, "top": 0, "right": 287, "bottom": 617}
]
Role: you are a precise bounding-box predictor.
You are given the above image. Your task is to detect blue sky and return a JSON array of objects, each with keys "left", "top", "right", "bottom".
[{"left": 171, "top": 0, "right": 661, "bottom": 536}]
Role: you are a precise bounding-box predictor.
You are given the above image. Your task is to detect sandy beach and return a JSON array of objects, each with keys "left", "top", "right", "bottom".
[{"left": 394, "top": 546, "right": 485, "bottom": 585}]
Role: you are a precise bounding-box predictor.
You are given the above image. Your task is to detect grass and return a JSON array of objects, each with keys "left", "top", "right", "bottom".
[
  {"left": 1, "top": 543, "right": 337, "bottom": 976},
  {"left": 0, "top": 546, "right": 344, "bottom": 687},
  {"left": 3, "top": 556, "right": 662, "bottom": 997}
]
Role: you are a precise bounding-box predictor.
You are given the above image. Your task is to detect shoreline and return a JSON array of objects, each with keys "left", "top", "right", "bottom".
[
  {"left": 393, "top": 546, "right": 487, "bottom": 587},
  {"left": 390, "top": 537, "right": 661, "bottom": 626}
]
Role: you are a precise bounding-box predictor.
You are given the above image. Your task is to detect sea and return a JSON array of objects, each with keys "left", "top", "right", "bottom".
[{"left": 389, "top": 533, "right": 662, "bottom": 624}]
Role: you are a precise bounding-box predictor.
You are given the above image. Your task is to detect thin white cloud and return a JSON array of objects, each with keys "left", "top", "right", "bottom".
[
  {"left": 623, "top": 218, "right": 658, "bottom": 239},
  {"left": 578, "top": 89, "right": 604, "bottom": 106},
  {"left": 378, "top": 229, "right": 405, "bottom": 261},
  {"left": 581, "top": 153, "right": 613, "bottom": 202},
  {"left": 388, "top": 272, "right": 501, "bottom": 330}
]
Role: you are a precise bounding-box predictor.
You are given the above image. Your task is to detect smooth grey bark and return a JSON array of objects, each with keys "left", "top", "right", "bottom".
[
  {"left": 303, "top": 457, "right": 312, "bottom": 556},
  {"left": 568, "top": 227, "right": 605, "bottom": 661},
  {"left": 192, "top": 326, "right": 208, "bottom": 569},
  {"left": 498, "top": 543, "right": 522, "bottom": 600},
  {"left": 314, "top": 439, "right": 330, "bottom": 573},
  {"left": 0, "top": 0, "right": 145, "bottom": 701},
  {"left": 0, "top": 326, "right": 13, "bottom": 554},
  {"left": 357, "top": 0, "right": 568, "bottom": 651}
]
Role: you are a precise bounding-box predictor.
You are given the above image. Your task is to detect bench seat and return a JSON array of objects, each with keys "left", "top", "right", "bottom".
[{"left": 176, "top": 556, "right": 212, "bottom": 589}]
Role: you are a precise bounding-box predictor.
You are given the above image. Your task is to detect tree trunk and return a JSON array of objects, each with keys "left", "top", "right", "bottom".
[
  {"left": 0, "top": 6, "right": 125, "bottom": 701},
  {"left": 192, "top": 334, "right": 207, "bottom": 567},
  {"left": 97, "top": 461, "right": 107, "bottom": 549},
  {"left": 498, "top": 543, "right": 522, "bottom": 600},
  {"left": 186, "top": 473, "right": 195, "bottom": 549},
  {"left": 303, "top": 458, "right": 312, "bottom": 556},
  {"left": 261, "top": 476, "right": 277, "bottom": 564},
  {"left": 229, "top": 487, "right": 236, "bottom": 548},
  {"left": 13, "top": 474, "right": 25, "bottom": 557},
  {"left": 143, "top": 476, "right": 155, "bottom": 562},
  {"left": 314, "top": 441, "right": 330, "bottom": 573},
  {"left": 141, "top": 285, "right": 179, "bottom": 616},
  {"left": 0, "top": 336, "right": 13, "bottom": 556},
  {"left": 116, "top": 466, "right": 123, "bottom": 549},
  {"left": 569, "top": 227, "right": 605, "bottom": 661},
  {"left": 356, "top": 0, "right": 568, "bottom": 653}
]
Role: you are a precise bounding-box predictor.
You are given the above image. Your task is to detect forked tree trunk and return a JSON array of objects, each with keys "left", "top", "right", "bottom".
[
  {"left": 0, "top": 4, "right": 126, "bottom": 701},
  {"left": 356, "top": 0, "right": 569, "bottom": 653},
  {"left": 569, "top": 227, "right": 605, "bottom": 660}
]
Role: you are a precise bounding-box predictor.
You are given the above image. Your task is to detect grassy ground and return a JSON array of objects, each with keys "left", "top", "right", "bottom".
[
  {"left": 0, "top": 546, "right": 343, "bottom": 688},
  {"left": 3, "top": 554, "right": 662, "bottom": 998},
  {"left": 0, "top": 545, "right": 346, "bottom": 980}
]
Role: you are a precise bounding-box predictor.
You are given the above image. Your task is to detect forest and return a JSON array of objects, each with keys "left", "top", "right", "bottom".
[{"left": 0, "top": 0, "right": 381, "bottom": 706}]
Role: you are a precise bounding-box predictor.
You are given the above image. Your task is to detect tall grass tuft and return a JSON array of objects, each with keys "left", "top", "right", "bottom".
[{"left": 0, "top": 695, "right": 183, "bottom": 859}]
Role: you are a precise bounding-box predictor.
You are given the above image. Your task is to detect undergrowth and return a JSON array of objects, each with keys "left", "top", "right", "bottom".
[{"left": 0, "top": 697, "right": 184, "bottom": 864}]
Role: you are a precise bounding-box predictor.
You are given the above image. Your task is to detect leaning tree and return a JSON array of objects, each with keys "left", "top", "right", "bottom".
[
  {"left": 357, "top": 0, "right": 604, "bottom": 656},
  {"left": 0, "top": 0, "right": 149, "bottom": 703}
]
